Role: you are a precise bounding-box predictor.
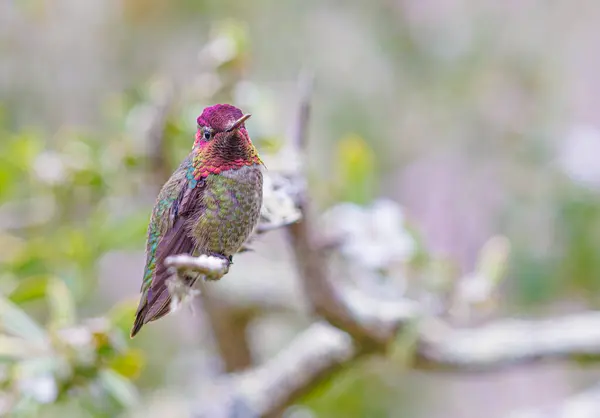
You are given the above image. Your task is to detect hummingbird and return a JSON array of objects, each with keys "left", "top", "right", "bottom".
[{"left": 130, "top": 104, "right": 263, "bottom": 338}]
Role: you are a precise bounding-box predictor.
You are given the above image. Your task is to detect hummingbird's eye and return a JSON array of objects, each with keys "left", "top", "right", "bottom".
[{"left": 203, "top": 130, "right": 211, "bottom": 141}]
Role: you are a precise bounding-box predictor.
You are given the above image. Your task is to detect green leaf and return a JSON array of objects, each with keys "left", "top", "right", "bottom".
[
  {"left": 47, "top": 278, "right": 76, "bottom": 329},
  {"left": 0, "top": 164, "right": 17, "bottom": 202},
  {"left": 109, "top": 349, "right": 145, "bottom": 379},
  {"left": 0, "top": 335, "right": 49, "bottom": 361},
  {"left": 98, "top": 369, "right": 139, "bottom": 408},
  {"left": 335, "top": 134, "right": 377, "bottom": 205},
  {"left": 0, "top": 294, "right": 47, "bottom": 344},
  {"left": 8, "top": 131, "right": 44, "bottom": 172},
  {"left": 9, "top": 275, "right": 50, "bottom": 304},
  {"left": 255, "top": 135, "right": 284, "bottom": 153}
]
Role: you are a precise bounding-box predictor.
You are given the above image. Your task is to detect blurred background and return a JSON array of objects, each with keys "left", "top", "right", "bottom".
[{"left": 2, "top": 0, "right": 600, "bottom": 417}]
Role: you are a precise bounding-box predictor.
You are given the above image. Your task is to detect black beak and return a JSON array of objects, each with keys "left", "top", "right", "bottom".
[{"left": 227, "top": 114, "right": 251, "bottom": 132}]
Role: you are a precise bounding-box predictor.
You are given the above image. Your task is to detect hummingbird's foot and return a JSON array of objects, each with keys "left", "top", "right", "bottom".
[{"left": 204, "top": 252, "right": 232, "bottom": 280}]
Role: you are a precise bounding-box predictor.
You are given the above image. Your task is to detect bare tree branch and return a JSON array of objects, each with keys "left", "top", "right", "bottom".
[
  {"left": 507, "top": 382, "right": 600, "bottom": 418},
  {"left": 192, "top": 322, "right": 356, "bottom": 418},
  {"left": 200, "top": 294, "right": 255, "bottom": 373},
  {"left": 284, "top": 71, "right": 396, "bottom": 346},
  {"left": 165, "top": 254, "right": 228, "bottom": 278},
  {"left": 189, "top": 304, "right": 600, "bottom": 417},
  {"left": 290, "top": 71, "right": 314, "bottom": 152},
  {"left": 234, "top": 322, "right": 356, "bottom": 418},
  {"left": 415, "top": 312, "right": 600, "bottom": 372},
  {"left": 174, "top": 231, "right": 600, "bottom": 415}
]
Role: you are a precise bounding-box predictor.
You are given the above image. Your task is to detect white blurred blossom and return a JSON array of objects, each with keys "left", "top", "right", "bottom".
[
  {"left": 454, "top": 273, "right": 495, "bottom": 306},
  {"left": 203, "top": 36, "right": 237, "bottom": 65},
  {"left": 259, "top": 143, "right": 303, "bottom": 176},
  {"left": 558, "top": 125, "right": 600, "bottom": 189},
  {"left": 449, "top": 236, "right": 510, "bottom": 322},
  {"left": 260, "top": 173, "right": 302, "bottom": 229},
  {"left": 321, "top": 199, "right": 416, "bottom": 271},
  {"left": 33, "top": 151, "right": 67, "bottom": 185},
  {"left": 57, "top": 326, "right": 93, "bottom": 348},
  {"left": 17, "top": 374, "right": 57, "bottom": 404}
]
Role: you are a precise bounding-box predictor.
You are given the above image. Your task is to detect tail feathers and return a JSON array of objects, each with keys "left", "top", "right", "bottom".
[
  {"left": 130, "top": 218, "right": 195, "bottom": 338},
  {"left": 130, "top": 299, "right": 171, "bottom": 338},
  {"left": 130, "top": 310, "right": 145, "bottom": 338},
  {"left": 130, "top": 225, "right": 234, "bottom": 337},
  {"left": 130, "top": 301, "right": 149, "bottom": 338}
]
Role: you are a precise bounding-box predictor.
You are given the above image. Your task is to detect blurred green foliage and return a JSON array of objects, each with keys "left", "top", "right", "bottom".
[
  {"left": 333, "top": 134, "right": 378, "bottom": 205},
  {"left": 0, "top": 97, "right": 150, "bottom": 416},
  {"left": 514, "top": 186, "right": 600, "bottom": 307},
  {"left": 0, "top": 280, "right": 143, "bottom": 417},
  {"left": 0, "top": 109, "right": 149, "bottom": 303}
]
